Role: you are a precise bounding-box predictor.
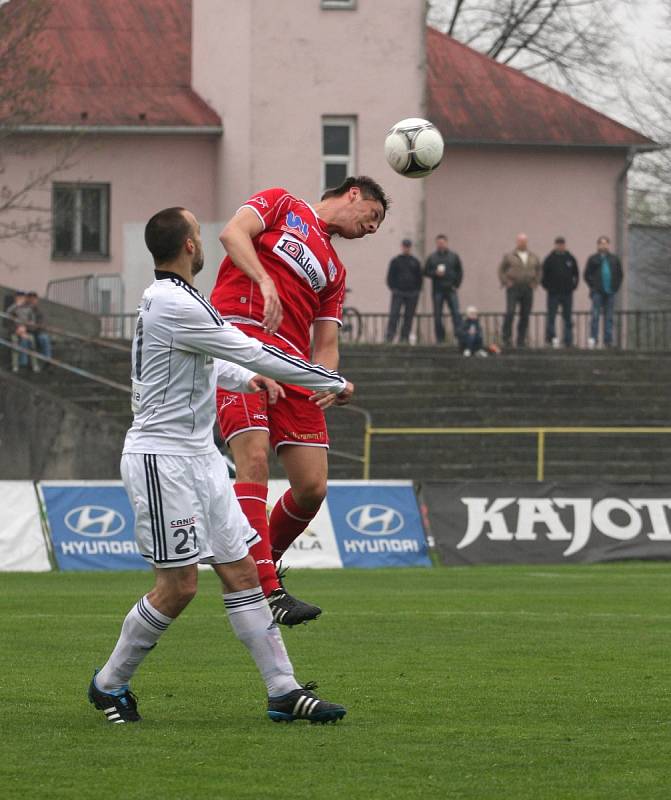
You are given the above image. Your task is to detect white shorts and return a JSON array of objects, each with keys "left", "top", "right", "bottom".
[{"left": 121, "top": 451, "right": 261, "bottom": 568}]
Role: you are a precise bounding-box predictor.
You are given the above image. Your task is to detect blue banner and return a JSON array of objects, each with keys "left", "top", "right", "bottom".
[
  {"left": 41, "top": 483, "right": 148, "bottom": 571},
  {"left": 327, "top": 482, "right": 431, "bottom": 568}
]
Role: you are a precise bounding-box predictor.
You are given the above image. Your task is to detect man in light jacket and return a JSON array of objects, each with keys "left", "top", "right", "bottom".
[{"left": 498, "top": 233, "right": 541, "bottom": 348}]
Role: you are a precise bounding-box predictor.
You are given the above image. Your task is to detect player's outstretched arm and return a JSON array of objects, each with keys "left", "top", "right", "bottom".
[
  {"left": 177, "top": 312, "right": 348, "bottom": 397},
  {"left": 219, "top": 207, "right": 283, "bottom": 334}
]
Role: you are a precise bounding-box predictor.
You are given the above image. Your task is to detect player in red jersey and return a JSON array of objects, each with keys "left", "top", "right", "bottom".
[{"left": 211, "top": 176, "right": 389, "bottom": 625}]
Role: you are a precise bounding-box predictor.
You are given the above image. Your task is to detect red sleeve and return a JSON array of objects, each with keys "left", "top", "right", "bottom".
[
  {"left": 238, "top": 187, "right": 291, "bottom": 230},
  {"left": 316, "top": 273, "right": 346, "bottom": 325}
]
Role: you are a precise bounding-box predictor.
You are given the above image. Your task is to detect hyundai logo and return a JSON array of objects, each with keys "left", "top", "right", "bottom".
[
  {"left": 64, "top": 506, "right": 125, "bottom": 538},
  {"left": 346, "top": 505, "right": 404, "bottom": 536}
]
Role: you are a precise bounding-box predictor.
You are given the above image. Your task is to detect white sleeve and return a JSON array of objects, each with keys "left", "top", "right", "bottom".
[
  {"left": 214, "top": 359, "right": 256, "bottom": 392},
  {"left": 173, "top": 300, "right": 347, "bottom": 393}
]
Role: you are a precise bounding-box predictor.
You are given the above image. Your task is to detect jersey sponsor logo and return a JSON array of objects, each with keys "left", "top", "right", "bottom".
[
  {"left": 64, "top": 506, "right": 126, "bottom": 538},
  {"left": 282, "top": 210, "right": 310, "bottom": 241},
  {"left": 327, "top": 258, "right": 337, "bottom": 281},
  {"left": 250, "top": 195, "right": 269, "bottom": 208},
  {"left": 170, "top": 517, "right": 196, "bottom": 528},
  {"left": 345, "top": 505, "right": 404, "bottom": 536},
  {"left": 273, "top": 234, "right": 327, "bottom": 292}
]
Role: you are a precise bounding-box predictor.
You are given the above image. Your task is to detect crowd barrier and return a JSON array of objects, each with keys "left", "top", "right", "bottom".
[{"left": 2, "top": 479, "right": 430, "bottom": 572}]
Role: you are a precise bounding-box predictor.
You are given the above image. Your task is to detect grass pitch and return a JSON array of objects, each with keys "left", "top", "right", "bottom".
[{"left": 2, "top": 564, "right": 671, "bottom": 800}]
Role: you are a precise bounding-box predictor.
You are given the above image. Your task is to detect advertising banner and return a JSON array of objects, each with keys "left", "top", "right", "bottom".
[
  {"left": 40, "top": 481, "right": 149, "bottom": 571},
  {"left": 327, "top": 480, "right": 431, "bottom": 568},
  {"left": 0, "top": 481, "right": 51, "bottom": 571},
  {"left": 267, "top": 480, "right": 343, "bottom": 568},
  {"left": 423, "top": 482, "right": 671, "bottom": 565}
]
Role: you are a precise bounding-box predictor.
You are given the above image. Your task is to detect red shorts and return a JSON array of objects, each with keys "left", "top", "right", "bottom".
[{"left": 216, "top": 384, "right": 329, "bottom": 452}]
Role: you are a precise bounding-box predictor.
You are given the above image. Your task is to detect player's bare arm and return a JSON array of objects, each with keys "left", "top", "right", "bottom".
[
  {"left": 309, "top": 319, "right": 350, "bottom": 408},
  {"left": 219, "top": 207, "right": 283, "bottom": 333}
]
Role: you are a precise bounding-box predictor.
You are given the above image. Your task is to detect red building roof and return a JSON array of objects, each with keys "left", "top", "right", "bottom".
[
  {"left": 7, "top": 0, "right": 220, "bottom": 130},
  {"left": 427, "top": 26, "right": 655, "bottom": 149}
]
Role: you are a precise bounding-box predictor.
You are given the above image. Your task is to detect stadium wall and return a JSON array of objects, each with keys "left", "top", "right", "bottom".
[{"left": 0, "top": 376, "right": 125, "bottom": 480}]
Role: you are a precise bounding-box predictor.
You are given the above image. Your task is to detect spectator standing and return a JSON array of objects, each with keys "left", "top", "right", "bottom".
[
  {"left": 584, "top": 235, "right": 623, "bottom": 348},
  {"left": 385, "top": 238, "right": 423, "bottom": 343},
  {"left": 26, "top": 291, "right": 53, "bottom": 362},
  {"left": 541, "top": 237, "right": 579, "bottom": 347},
  {"left": 499, "top": 233, "right": 541, "bottom": 348},
  {"left": 6, "top": 291, "right": 39, "bottom": 373},
  {"left": 424, "top": 234, "right": 463, "bottom": 344},
  {"left": 460, "top": 306, "right": 488, "bottom": 357}
]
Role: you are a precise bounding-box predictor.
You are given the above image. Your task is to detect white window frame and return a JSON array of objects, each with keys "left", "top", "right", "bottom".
[
  {"left": 321, "top": 116, "right": 356, "bottom": 195},
  {"left": 321, "top": 0, "right": 357, "bottom": 9},
  {"left": 52, "top": 182, "right": 110, "bottom": 260}
]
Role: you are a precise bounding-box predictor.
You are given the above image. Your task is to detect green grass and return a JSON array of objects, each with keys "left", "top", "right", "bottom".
[{"left": 2, "top": 565, "right": 671, "bottom": 800}]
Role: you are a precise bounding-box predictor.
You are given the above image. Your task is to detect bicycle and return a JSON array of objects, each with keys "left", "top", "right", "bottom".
[{"left": 340, "top": 289, "right": 362, "bottom": 343}]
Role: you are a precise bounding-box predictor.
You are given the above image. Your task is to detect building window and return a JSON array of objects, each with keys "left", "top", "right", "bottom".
[
  {"left": 52, "top": 183, "right": 110, "bottom": 259},
  {"left": 321, "top": 0, "right": 356, "bottom": 8},
  {"left": 322, "top": 117, "right": 355, "bottom": 194}
]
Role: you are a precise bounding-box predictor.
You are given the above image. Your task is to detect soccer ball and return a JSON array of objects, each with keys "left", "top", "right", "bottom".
[{"left": 384, "top": 118, "right": 444, "bottom": 178}]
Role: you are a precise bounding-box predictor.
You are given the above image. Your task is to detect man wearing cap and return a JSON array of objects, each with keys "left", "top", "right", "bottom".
[
  {"left": 541, "top": 236, "right": 579, "bottom": 348},
  {"left": 385, "top": 238, "right": 423, "bottom": 343}
]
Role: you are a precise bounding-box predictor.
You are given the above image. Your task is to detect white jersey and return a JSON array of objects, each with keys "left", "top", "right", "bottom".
[{"left": 123, "top": 271, "right": 347, "bottom": 456}]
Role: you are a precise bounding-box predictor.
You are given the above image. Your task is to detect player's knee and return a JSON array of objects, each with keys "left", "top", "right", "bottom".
[
  {"left": 217, "top": 555, "right": 259, "bottom": 593},
  {"left": 292, "top": 480, "right": 327, "bottom": 511},
  {"left": 234, "top": 447, "right": 270, "bottom": 484}
]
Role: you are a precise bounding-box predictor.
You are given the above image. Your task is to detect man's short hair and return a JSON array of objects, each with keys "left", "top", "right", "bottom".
[
  {"left": 320, "top": 176, "right": 390, "bottom": 216},
  {"left": 436, "top": 234, "right": 448, "bottom": 240},
  {"left": 144, "top": 207, "right": 192, "bottom": 266},
  {"left": 402, "top": 238, "right": 412, "bottom": 247},
  {"left": 27, "top": 291, "right": 38, "bottom": 297},
  {"left": 598, "top": 235, "right": 610, "bottom": 244},
  {"left": 554, "top": 236, "right": 566, "bottom": 244}
]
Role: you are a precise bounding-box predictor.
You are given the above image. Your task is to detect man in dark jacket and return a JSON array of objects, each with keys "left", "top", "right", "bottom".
[
  {"left": 584, "top": 235, "right": 623, "bottom": 348},
  {"left": 424, "top": 234, "right": 463, "bottom": 344},
  {"left": 541, "top": 236, "right": 579, "bottom": 347},
  {"left": 385, "top": 239, "right": 423, "bottom": 343}
]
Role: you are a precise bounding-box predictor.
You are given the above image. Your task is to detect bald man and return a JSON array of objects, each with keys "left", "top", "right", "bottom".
[{"left": 498, "top": 233, "right": 541, "bottom": 348}]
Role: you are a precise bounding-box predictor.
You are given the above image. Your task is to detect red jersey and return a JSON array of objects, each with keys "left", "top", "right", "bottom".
[{"left": 210, "top": 187, "right": 346, "bottom": 359}]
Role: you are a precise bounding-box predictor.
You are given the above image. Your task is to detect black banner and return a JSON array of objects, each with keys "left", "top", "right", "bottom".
[{"left": 421, "top": 482, "right": 671, "bottom": 565}]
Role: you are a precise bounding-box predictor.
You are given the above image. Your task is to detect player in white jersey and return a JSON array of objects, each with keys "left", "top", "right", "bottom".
[{"left": 88, "top": 207, "right": 352, "bottom": 725}]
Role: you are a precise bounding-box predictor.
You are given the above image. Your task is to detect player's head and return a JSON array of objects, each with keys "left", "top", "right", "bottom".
[
  {"left": 144, "top": 207, "right": 204, "bottom": 277},
  {"left": 320, "top": 176, "right": 389, "bottom": 239}
]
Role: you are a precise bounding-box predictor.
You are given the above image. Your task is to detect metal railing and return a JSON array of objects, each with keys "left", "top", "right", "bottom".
[
  {"left": 361, "top": 425, "right": 671, "bottom": 481},
  {"left": 347, "top": 309, "right": 671, "bottom": 349},
  {"left": 98, "top": 309, "right": 671, "bottom": 349},
  {"left": 46, "top": 274, "right": 125, "bottom": 315},
  {"left": 0, "top": 336, "right": 130, "bottom": 393}
]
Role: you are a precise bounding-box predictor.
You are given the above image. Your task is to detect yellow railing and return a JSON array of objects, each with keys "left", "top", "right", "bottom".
[{"left": 362, "top": 426, "right": 671, "bottom": 481}]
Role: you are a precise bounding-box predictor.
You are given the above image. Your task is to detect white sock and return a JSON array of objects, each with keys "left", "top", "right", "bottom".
[
  {"left": 223, "top": 587, "right": 300, "bottom": 697},
  {"left": 96, "top": 595, "right": 173, "bottom": 692}
]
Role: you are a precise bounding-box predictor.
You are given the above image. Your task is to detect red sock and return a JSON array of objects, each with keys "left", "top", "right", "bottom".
[
  {"left": 234, "top": 482, "right": 280, "bottom": 597},
  {"left": 269, "top": 490, "right": 319, "bottom": 563}
]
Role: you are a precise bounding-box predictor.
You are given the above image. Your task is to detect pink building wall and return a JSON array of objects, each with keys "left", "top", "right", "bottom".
[
  {"left": 192, "top": 0, "right": 427, "bottom": 311},
  {"left": 1, "top": 134, "right": 218, "bottom": 298},
  {"left": 424, "top": 146, "right": 628, "bottom": 315}
]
